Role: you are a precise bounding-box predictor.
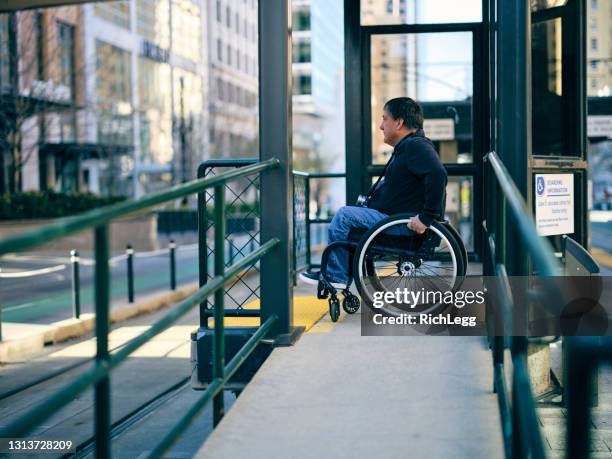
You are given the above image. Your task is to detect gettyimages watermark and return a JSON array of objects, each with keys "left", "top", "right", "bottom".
[{"left": 360, "top": 276, "right": 612, "bottom": 336}]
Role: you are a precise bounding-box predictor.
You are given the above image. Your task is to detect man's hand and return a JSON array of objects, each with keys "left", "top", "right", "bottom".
[{"left": 408, "top": 216, "right": 427, "bottom": 234}]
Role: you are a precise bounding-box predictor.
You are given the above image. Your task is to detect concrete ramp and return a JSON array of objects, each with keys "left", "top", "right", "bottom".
[{"left": 196, "top": 312, "right": 504, "bottom": 459}]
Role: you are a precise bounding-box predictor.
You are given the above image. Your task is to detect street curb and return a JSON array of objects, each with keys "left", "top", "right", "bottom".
[{"left": 0, "top": 282, "right": 199, "bottom": 363}]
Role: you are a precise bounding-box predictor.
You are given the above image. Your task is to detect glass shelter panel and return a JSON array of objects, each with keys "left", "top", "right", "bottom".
[
  {"left": 361, "top": 0, "right": 482, "bottom": 26},
  {"left": 370, "top": 32, "right": 474, "bottom": 164}
]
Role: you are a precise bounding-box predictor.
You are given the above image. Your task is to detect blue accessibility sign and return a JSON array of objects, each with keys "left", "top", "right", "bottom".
[{"left": 536, "top": 176, "right": 545, "bottom": 196}]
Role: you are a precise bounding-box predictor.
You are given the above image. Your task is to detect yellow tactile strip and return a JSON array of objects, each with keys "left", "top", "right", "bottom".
[
  {"left": 591, "top": 248, "right": 612, "bottom": 269},
  {"left": 207, "top": 296, "right": 330, "bottom": 332}
]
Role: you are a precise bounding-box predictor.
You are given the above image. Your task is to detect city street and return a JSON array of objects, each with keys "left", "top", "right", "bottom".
[{"left": 0, "top": 244, "right": 206, "bottom": 325}]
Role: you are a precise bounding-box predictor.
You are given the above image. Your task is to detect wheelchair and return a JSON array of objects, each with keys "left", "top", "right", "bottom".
[{"left": 316, "top": 213, "right": 468, "bottom": 322}]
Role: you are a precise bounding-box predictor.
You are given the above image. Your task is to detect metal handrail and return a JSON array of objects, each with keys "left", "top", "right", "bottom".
[
  {"left": 0, "top": 158, "right": 281, "bottom": 459},
  {"left": 483, "top": 151, "right": 556, "bottom": 458},
  {"left": 485, "top": 151, "right": 559, "bottom": 275}
]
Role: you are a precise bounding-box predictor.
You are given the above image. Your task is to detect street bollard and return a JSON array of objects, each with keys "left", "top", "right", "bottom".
[
  {"left": 71, "top": 249, "right": 81, "bottom": 318},
  {"left": 169, "top": 240, "right": 176, "bottom": 291},
  {"left": 126, "top": 244, "right": 134, "bottom": 303}
]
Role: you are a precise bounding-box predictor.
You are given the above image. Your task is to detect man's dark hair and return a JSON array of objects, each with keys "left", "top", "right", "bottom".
[{"left": 383, "top": 97, "right": 424, "bottom": 130}]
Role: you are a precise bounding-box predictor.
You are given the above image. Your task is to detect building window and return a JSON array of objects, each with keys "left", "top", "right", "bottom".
[
  {"left": 217, "top": 38, "right": 222, "bottom": 61},
  {"left": 293, "top": 9, "right": 310, "bottom": 31},
  {"left": 591, "top": 60, "right": 598, "bottom": 70},
  {"left": 244, "top": 18, "right": 248, "bottom": 38},
  {"left": 0, "top": 15, "right": 10, "bottom": 92},
  {"left": 226, "top": 5, "right": 231, "bottom": 27},
  {"left": 216, "top": 0, "right": 221, "bottom": 21},
  {"left": 95, "top": 1, "right": 131, "bottom": 29},
  {"left": 227, "top": 44, "right": 232, "bottom": 65},
  {"left": 95, "top": 40, "right": 133, "bottom": 145},
  {"left": 57, "top": 22, "right": 75, "bottom": 100},
  {"left": 217, "top": 77, "right": 224, "bottom": 100},
  {"left": 293, "top": 40, "right": 311, "bottom": 63},
  {"left": 293, "top": 74, "right": 311, "bottom": 95},
  {"left": 236, "top": 50, "right": 241, "bottom": 70},
  {"left": 591, "top": 0, "right": 597, "bottom": 9},
  {"left": 235, "top": 12, "right": 239, "bottom": 33},
  {"left": 591, "top": 38, "right": 597, "bottom": 50}
]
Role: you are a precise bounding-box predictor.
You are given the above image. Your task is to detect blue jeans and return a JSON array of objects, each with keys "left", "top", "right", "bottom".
[{"left": 324, "top": 206, "right": 391, "bottom": 284}]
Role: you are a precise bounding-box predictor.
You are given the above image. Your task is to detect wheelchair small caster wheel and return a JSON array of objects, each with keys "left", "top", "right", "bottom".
[
  {"left": 342, "top": 293, "right": 360, "bottom": 314},
  {"left": 329, "top": 297, "right": 340, "bottom": 322}
]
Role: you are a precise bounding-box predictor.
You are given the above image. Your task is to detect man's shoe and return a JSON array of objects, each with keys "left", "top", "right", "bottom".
[
  {"left": 299, "top": 271, "right": 321, "bottom": 285},
  {"left": 299, "top": 271, "right": 346, "bottom": 290}
]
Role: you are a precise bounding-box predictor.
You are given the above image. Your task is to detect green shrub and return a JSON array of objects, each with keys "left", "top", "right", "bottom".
[{"left": 0, "top": 191, "right": 126, "bottom": 220}]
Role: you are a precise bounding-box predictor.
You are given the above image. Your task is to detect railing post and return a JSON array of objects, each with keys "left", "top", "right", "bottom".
[
  {"left": 213, "top": 184, "right": 226, "bottom": 426},
  {"left": 169, "top": 240, "right": 176, "bottom": 291},
  {"left": 94, "top": 225, "right": 111, "bottom": 459},
  {"left": 71, "top": 249, "right": 81, "bottom": 319},
  {"left": 197, "top": 164, "right": 209, "bottom": 328},
  {"left": 305, "top": 177, "right": 311, "bottom": 269},
  {"left": 126, "top": 244, "right": 134, "bottom": 303}
]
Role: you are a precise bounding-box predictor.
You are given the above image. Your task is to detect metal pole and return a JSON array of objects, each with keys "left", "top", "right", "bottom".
[
  {"left": 169, "top": 240, "right": 176, "bottom": 290},
  {"left": 126, "top": 244, "right": 134, "bottom": 303},
  {"left": 71, "top": 249, "right": 81, "bottom": 318},
  {"left": 259, "top": 0, "right": 294, "bottom": 341},
  {"left": 213, "top": 184, "right": 225, "bottom": 426},
  {"left": 249, "top": 237, "right": 255, "bottom": 253},
  {"left": 94, "top": 225, "right": 110, "bottom": 459}
]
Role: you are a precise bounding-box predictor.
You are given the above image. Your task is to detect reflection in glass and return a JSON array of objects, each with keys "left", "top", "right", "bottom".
[
  {"left": 445, "top": 176, "right": 473, "bottom": 251},
  {"left": 361, "top": 0, "right": 481, "bottom": 26},
  {"left": 370, "top": 33, "right": 473, "bottom": 164},
  {"left": 532, "top": 18, "right": 564, "bottom": 155},
  {"left": 530, "top": 0, "right": 568, "bottom": 12},
  {"left": 138, "top": 57, "right": 172, "bottom": 165}
]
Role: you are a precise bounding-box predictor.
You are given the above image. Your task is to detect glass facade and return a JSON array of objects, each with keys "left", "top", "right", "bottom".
[
  {"left": 531, "top": 17, "right": 564, "bottom": 155},
  {"left": 370, "top": 32, "right": 473, "bottom": 164},
  {"left": 137, "top": 0, "right": 170, "bottom": 49},
  {"left": 172, "top": 0, "right": 201, "bottom": 63},
  {"left": 95, "top": 1, "right": 131, "bottom": 29}
]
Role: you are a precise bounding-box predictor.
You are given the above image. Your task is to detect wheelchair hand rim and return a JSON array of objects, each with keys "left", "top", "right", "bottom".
[{"left": 356, "top": 219, "right": 459, "bottom": 317}]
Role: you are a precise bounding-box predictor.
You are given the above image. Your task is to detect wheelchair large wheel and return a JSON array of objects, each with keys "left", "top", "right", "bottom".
[{"left": 353, "top": 214, "right": 466, "bottom": 317}]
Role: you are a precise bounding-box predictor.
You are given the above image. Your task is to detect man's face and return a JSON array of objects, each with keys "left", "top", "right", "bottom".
[{"left": 379, "top": 110, "right": 403, "bottom": 146}]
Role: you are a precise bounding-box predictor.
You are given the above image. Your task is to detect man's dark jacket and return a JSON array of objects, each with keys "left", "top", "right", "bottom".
[{"left": 368, "top": 128, "right": 447, "bottom": 226}]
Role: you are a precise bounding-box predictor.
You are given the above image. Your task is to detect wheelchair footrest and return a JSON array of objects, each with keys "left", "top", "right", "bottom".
[{"left": 317, "top": 281, "right": 328, "bottom": 299}]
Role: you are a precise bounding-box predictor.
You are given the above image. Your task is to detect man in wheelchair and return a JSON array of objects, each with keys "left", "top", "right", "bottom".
[{"left": 301, "top": 96, "right": 447, "bottom": 283}]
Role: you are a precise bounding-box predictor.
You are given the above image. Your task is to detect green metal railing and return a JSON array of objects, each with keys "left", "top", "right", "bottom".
[
  {"left": 0, "top": 158, "right": 281, "bottom": 458},
  {"left": 483, "top": 151, "right": 559, "bottom": 459}
]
